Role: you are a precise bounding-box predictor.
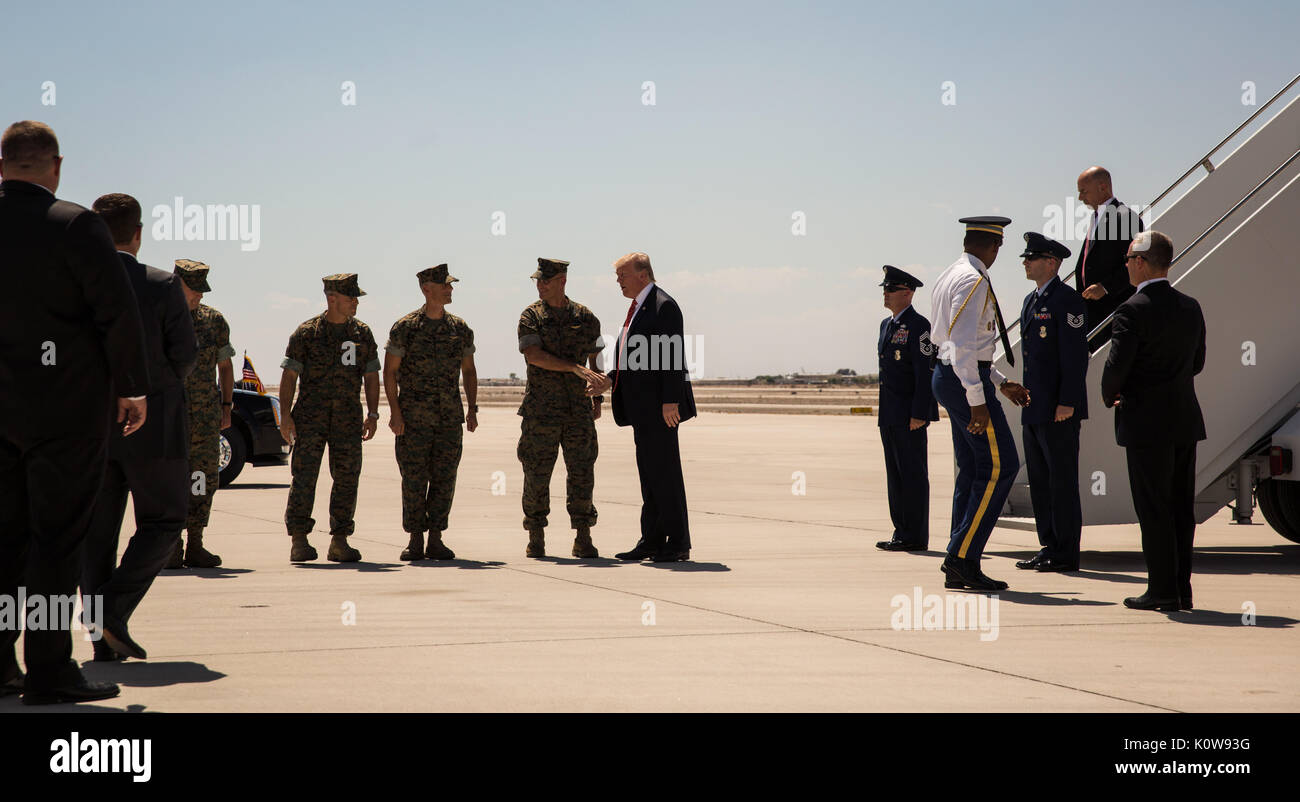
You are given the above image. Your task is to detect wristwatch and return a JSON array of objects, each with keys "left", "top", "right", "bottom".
[
  {"left": 593, "top": 396, "right": 604, "bottom": 404},
  {"left": 469, "top": 405, "right": 479, "bottom": 412},
  {"left": 366, "top": 411, "right": 380, "bottom": 420},
  {"left": 221, "top": 401, "right": 233, "bottom": 407}
]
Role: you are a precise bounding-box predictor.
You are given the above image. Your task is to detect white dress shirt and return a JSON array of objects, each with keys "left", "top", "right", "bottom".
[
  {"left": 930, "top": 252, "right": 1008, "bottom": 406},
  {"left": 1135, "top": 276, "right": 1169, "bottom": 294}
]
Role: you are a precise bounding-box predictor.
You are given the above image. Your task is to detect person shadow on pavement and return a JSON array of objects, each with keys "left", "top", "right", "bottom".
[{"left": 80, "top": 660, "right": 226, "bottom": 688}]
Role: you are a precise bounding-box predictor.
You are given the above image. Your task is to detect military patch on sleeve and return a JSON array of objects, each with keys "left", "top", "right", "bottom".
[
  {"left": 1067, "top": 313, "right": 1085, "bottom": 329},
  {"left": 919, "top": 331, "right": 935, "bottom": 356}
]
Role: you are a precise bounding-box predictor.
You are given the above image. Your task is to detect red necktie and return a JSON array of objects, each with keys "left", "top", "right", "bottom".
[
  {"left": 612, "top": 299, "right": 637, "bottom": 391},
  {"left": 1081, "top": 209, "right": 1097, "bottom": 286}
]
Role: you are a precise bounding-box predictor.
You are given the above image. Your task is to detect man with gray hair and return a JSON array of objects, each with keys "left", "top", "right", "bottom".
[
  {"left": 1101, "top": 230, "right": 1206, "bottom": 611},
  {"left": 590, "top": 252, "right": 697, "bottom": 562}
]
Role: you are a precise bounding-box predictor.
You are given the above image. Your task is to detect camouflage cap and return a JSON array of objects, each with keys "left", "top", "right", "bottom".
[
  {"left": 322, "top": 273, "right": 366, "bottom": 297},
  {"left": 174, "top": 259, "right": 212, "bottom": 292},
  {"left": 416, "top": 264, "right": 458, "bottom": 285},
  {"left": 531, "top": 258, "right": 569, "bottom": 280}
]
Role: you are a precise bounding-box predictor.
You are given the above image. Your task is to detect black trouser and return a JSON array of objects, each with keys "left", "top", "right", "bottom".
[
  {"left": 1022, "top": 420, "right": 1082, "bottom": 565},
  {"left": 1125, "top": 442, "right": 1197, "bottom": 601},
  {"left": 0, "top": 435, "right": 107, "bottom": 691},
  {"left": 879, "top": 424, "right": 929, "bottom": 547},
  {"left": 632, "top": 423, "right": 691, "bottom": 551},
  {"left": 82, "top": 456, "right": 189, "bottom": 631}
]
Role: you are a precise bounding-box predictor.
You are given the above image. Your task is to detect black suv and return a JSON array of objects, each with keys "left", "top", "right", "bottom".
[{"left": 220, "top": 389, "right": 289, "bottom": 485}]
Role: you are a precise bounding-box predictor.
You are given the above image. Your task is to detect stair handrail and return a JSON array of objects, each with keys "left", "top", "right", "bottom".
[
  {"left": 1083, "top": 146, "right": 1300, "bottom": 345},
  {"left": 1068, "top": 73, "right": 1300, "bottom": 294}
]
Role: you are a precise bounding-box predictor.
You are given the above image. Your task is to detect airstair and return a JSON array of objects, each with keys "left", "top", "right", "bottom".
[{"left": 996, "top": 75, "right": 1300, "bottom": 542}]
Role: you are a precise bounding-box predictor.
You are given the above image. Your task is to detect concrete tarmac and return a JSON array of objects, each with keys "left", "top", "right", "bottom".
[{"left": 10, "top": 410, "right": 1298, "bottom": 712}]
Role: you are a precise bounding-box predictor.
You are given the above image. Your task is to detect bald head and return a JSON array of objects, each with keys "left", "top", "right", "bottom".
[
  {"left": 614, "top": 251, "right": 655, "bottom": 299},
  {"left": 0, "top": 120, "right": 62, "bottom": 191},
  {"left": 1077, "top": 165, "right": 1114, "bottom": 209}
]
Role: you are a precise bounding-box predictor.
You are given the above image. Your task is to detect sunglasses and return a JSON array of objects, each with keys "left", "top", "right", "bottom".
[{"left": 882, "top": 285, "right": 910, "bottom": 293}]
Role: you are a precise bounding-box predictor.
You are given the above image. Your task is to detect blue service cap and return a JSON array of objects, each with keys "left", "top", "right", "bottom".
[
  {"left": 1019, "top": 231, "right": 1072, "bottom": 260},
  {"left": 880, "top": 265, "right": 923, "bottom": 289},
  {"left": 959, "top": 216, "right": 1012, "bottom": 237}
]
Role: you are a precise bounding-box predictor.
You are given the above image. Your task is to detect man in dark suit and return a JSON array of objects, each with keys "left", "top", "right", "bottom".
[
  {"left": 81, "top": 194, "right": 198, "bottom": 662},
  {"left": 1010, "top": 233, "right": 1089, "bottom": 573},
  {"left": 595, "top": 252, "right": 697, "bottom": 562},
  {"left": 1074, "top": 166, "right": 1144, "bottom": 348},
  {"left": 1101, "top": 230, "right": 1206, "bottom": 611},
  {"left": 0, "top": 121, "right": 149, "bottom": 704},
  {"left": 874, "top": 265, "right": 939, "bottom": 552}
]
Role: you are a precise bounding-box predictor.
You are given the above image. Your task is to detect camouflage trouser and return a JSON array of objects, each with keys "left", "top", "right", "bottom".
[
  {"left": 518, "top": 414, "right": 597, "bottom": 530},
  {"left": 285, "top": 400, "right": 363, "bottom": 536},
  {"left": 396, "top": 422, "right": 463, "bottom": 534},
  {"left": 186, "top": 403, "right": 221, "bottom": 530}
]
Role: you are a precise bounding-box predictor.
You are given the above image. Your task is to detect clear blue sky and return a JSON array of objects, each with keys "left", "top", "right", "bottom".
[{"left": 6, "top": 0, "right": 1297, "bottom": 378}]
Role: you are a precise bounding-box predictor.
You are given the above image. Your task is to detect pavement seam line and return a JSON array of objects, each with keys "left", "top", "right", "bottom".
[
  {"left": 143, "top": 628, "right": 794, "bottom": 659},
  {"left": 500, "top": 565, "right": 1183, "bottom": 713}
]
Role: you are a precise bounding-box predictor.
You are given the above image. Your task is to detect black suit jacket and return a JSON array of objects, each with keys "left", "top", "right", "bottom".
[
  {"left": 0, "top": 180, "right": 149, "bottom": 440},
  {"left": 1101, "top": 280, "right": 1206, "bottom": 448},
  {"left": 877, "top": 305, "right": 939, "bottom": 427},
  {"left": 610, "top": 285, "right": 697, "bottom": 427},
  {"left": 1074, "top": 198, "right": 1144, "bottom": 328},
  {"left": 110, "top": 253, "right": 198, "bottom": 460}
]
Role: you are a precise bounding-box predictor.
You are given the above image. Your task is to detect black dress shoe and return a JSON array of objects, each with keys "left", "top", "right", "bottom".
[
  {"left": 92, "top": 644, "right": 124, "bottom": 663},
  {"left": 1015, "top": 553, "right": 1047, "bottom": 569},
  {"left": 615, "top": 544, "right": 659, "bottom": 561},
  {"left": 1123, "top": 594, "right": 1180, "bottom": 611},
  {"left": 101, "top": 620, "right": 147, "bottom": 661},
  {"left": 22, "top": 677, "right": 120, "bottom": 706},
  {"left": 1, "top": 668, "right": 23, "bottom": 697},
  {"left": 876, "top": 540, "right": 926, "bottom": 552},
  {"left": 1035, "top": 559, "right": 1079, "bottom": 572},
  {"left": 942, "top": 556, "right": 1007, "bottom": 591},
  {"left": 970, "top": 562, "right": 1009, "bottom": 591},
  {"left": 651, "top": 549, "right": 690, "bottom": 563}
]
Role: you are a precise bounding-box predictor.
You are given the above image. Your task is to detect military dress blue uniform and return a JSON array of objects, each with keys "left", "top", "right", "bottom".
[
  {"left": 929, "top": 217, "right": 1020, "bottom": 590},
  {"left": 1016, "top": 233, "right": 1089, "bottom": 571},
  {"left": 876, "top": 267, "right": 939, "bottom": 551}
]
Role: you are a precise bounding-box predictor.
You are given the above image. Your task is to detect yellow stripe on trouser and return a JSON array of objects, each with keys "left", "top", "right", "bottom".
[{"left": 957, "top": 423, "right": 1000, "bottom": 558}]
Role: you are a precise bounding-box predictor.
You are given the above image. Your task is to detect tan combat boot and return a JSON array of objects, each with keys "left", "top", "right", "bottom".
[
  {"left": 526, "top": 529, "right": 545, "bottom": 558},
  {"left": 290, "top": 535, "right": 318, "bottom": 563},
  {"left": 184, "top": 528, "right": 222, "bottom": 568},
  {"left": 400, "top": 532, "right": 425, "bottom": 561},
  {"left": 327, "top": 534, "right": 362, "bottom": 563},
  {"left": 425, "top": 531, "right": 455, "bottom": 561},
  {"left": 164, "top": 538, "right": 184, "bottom": 569},
  {"left": 572, "top": 527, "right": 598, "bottom": 558}
]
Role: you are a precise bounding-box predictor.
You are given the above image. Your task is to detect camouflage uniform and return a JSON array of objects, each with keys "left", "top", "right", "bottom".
[
  {"left": 517, "top": 271, "right": 603, "bottom": 534},
  {"left": 282, "top": 284, "right": 380, "bottom": 538},
  {"left": 387, "top": 302, "right": 475, "bottom": 537},
  {"left": 182, "top": 293, "right": 235, "bottom": 530}
]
